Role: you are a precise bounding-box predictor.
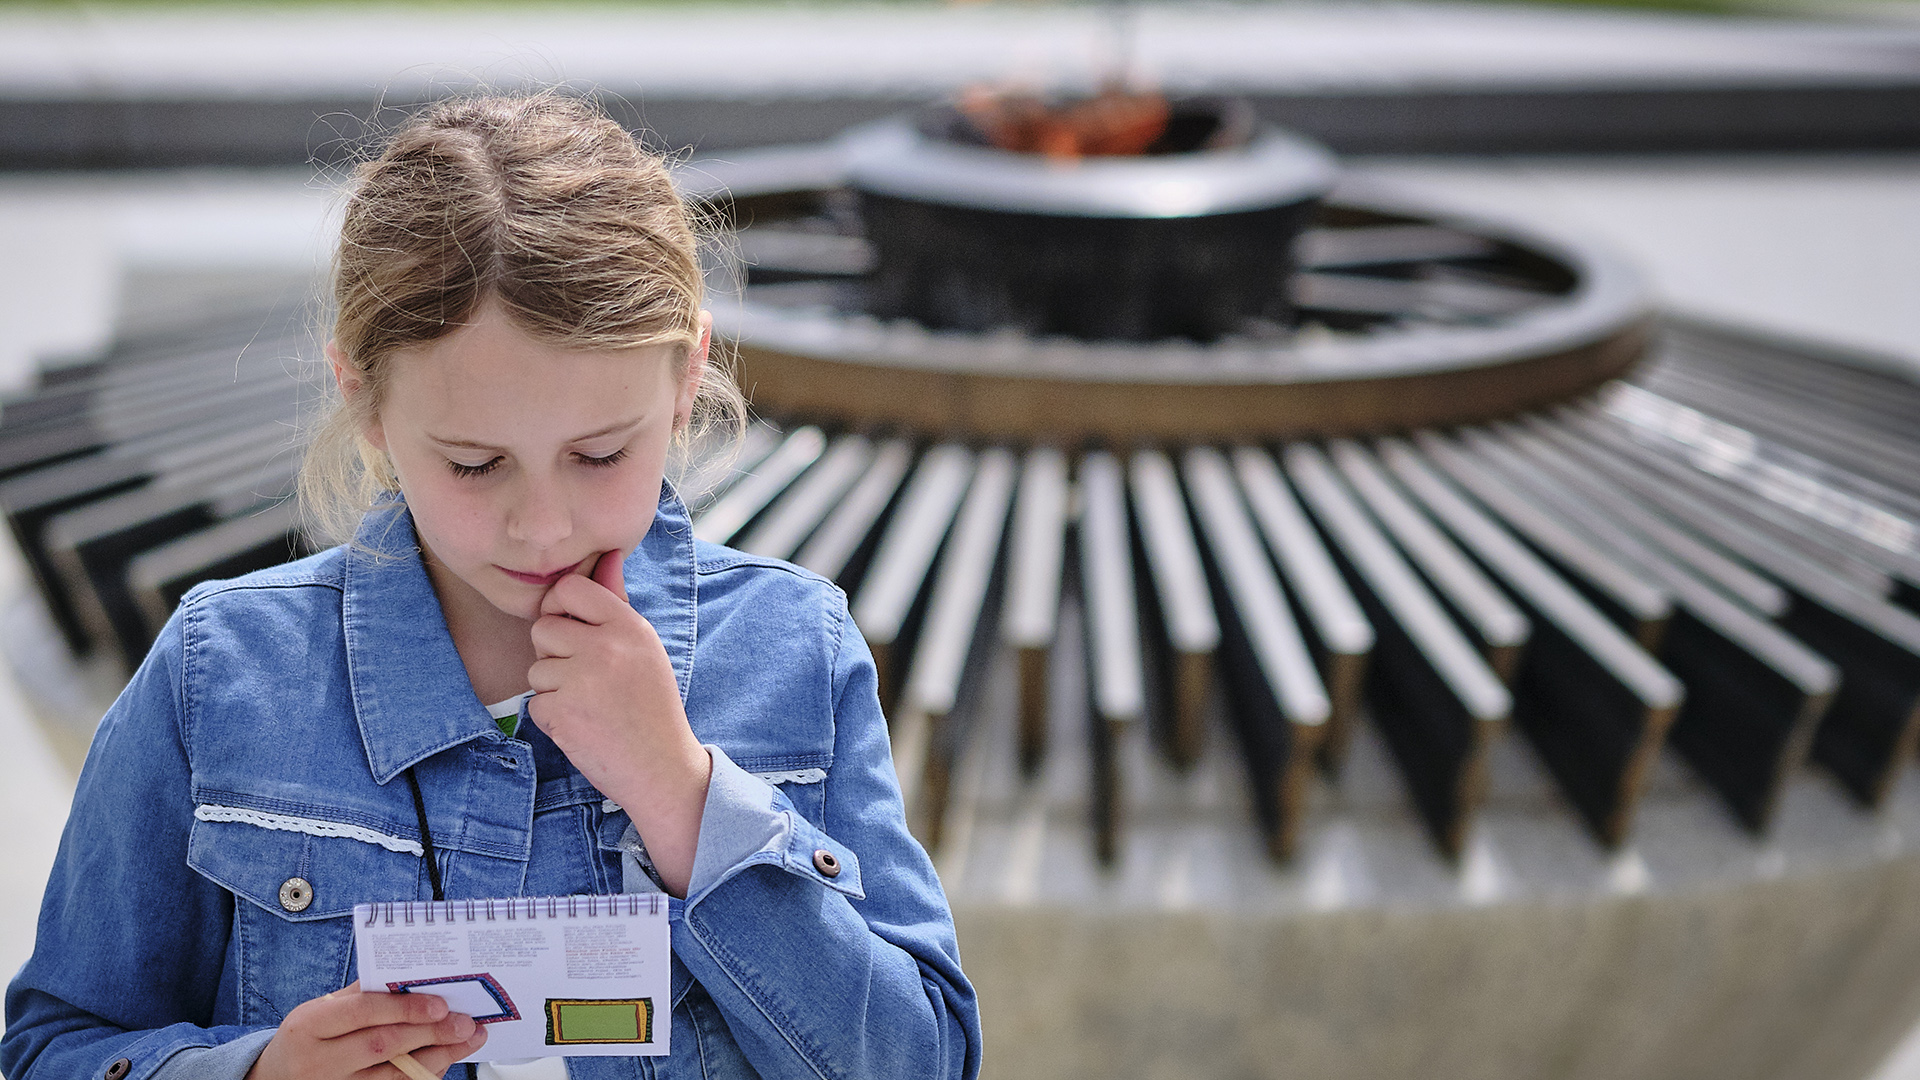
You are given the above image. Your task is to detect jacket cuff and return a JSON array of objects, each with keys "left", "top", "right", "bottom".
[
  {"left": 683, "top": 746, "right": 864, "bottom": 906},
  {"left": 145, "top": 1028, "right": 275, "bottom": 1080},
  {"left": 686, "top": 744, "right": 790, "bottom": 898}
]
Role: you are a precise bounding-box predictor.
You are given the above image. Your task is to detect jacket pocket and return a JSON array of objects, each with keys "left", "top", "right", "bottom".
[{"left": 188, "top": 809, "right": 425, "bottom": 1023}]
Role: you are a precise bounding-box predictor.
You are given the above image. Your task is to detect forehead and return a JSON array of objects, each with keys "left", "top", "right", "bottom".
[{"left": 383, "top": 303, "right": 680, "bottom": 430}]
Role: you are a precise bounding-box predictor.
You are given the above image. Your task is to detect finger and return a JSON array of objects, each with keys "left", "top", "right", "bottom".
[
  {"left": 390, "top": 1024, "right": 489, "bottom": 1079},
  {"left": 539, "top": 573, "right": 628, "bottom": 626},
  {"left": 535, "top": 551, "right": 602, "bottom": 619},
  {"left": 335, "top": 1012, "right": 476, "bottom": 1073},
  {"left": 527, "top": 657, "right": 567, "bottom": 696},
  {"left": 592, "top": 548, "right": 628, "bottom": 601},
  {"left": 529, "top": 612, "right": 593, "bottom": 660},
  {"left": 307, "top": 987, "right": 448, "bottom": 1039}
]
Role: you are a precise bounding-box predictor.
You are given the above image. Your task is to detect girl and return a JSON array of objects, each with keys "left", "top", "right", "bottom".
[{"left": 2, "top": 93, "right": 981, "bottom": 1080}]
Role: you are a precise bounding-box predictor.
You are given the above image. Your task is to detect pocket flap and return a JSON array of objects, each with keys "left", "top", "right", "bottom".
[{"left": 188, "top": 807, "right": 423, "bottom": 922}]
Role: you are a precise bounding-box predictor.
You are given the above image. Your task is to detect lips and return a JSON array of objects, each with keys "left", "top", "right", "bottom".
[{"left": 500, "top": 560, "right": 585, "bottom": 586}]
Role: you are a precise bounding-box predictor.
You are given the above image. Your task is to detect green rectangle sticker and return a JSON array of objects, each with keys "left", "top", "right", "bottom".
[{"left": 545, "top": 998, "right": 654, "bottom": 1045}]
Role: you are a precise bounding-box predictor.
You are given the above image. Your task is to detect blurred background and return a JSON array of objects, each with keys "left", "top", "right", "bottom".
[{"left": 2, "top": 1, "right": 1919, "bottom": 1078}]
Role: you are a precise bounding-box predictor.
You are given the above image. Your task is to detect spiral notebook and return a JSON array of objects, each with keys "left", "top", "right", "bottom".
[{"left": 354, "top": 894, "right": 671, "bottom": 1060}]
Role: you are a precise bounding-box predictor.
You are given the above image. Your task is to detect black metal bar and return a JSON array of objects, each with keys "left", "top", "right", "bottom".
[
  {"left": 1380, "top": 437, "right": 1683, "bottom": 846},
  {"left": 1286, "top": 444, "right": 1512, "bottom": 858},
  {"left": 1181, "top": 447, "right": 1330, "bottom": 860}
]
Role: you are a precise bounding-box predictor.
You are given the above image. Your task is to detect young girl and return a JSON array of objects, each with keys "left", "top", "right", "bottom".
[{"left": 2, "top": 93, "right": 981, "bottom": 1080}]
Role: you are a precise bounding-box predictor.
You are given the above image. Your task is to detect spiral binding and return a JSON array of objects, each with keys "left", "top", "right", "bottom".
[{"left": 360, "top": 893, "right": 663, "bottom": 927}]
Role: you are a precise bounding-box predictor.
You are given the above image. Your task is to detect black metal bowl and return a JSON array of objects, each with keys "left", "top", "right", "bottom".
[{"left": 843, "top": 103, "right": 1339, "bottom": 342}]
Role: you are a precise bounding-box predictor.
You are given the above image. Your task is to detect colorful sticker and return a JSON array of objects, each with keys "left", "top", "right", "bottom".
[
  {"left": 388, "top": 973, "right": 519, "bottom": 1024},
  {"left": 545, "top": 998, "right": 655, "bottom": 1045}
]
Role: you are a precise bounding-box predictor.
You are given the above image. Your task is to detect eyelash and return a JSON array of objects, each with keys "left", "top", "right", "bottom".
[
  {"left": 448, "top": 458, "right": 503, "bottom": 479},
  {"left": 580, "top": 447, "right": 629, "bottom": 469},
  {"left": 445, "top": 447, "right": 628, "bottom": 479}
]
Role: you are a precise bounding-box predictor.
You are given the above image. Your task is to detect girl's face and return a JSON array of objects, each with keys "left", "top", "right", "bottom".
[{"left": 340, "top": 298, "right": 704, "bottom": 624}]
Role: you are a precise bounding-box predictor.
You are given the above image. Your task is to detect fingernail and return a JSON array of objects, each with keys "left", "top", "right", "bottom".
[
  {"left": 452, "top": 1014, "right": 476, "bottom": 1039},
  {"left": 426, "top": 997, "right": 449, "bottom": 1020}
]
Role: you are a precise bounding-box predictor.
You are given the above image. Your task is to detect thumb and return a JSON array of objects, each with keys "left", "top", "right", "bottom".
[{"left": 591, "top": 548, "right": 628, "bottom": 601}]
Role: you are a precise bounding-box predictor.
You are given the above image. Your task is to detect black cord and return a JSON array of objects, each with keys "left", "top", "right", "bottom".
[
  {"left": 405, "top": 768, "right": 474, "bottom": 1079},
  {"left": 404, "top": 767, "right": 445, "bottom": 903}
]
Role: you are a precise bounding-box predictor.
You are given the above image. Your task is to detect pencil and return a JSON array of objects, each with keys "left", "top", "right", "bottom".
[{"left": 389, "top": 1052, "right": 438, "bottom": 1080}]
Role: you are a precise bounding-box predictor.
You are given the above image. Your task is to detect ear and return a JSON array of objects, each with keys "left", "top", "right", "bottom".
[
  {"left": 326, "top": 341, "right": 387, "bottom": 453},
  {"left": 674, "top": 312, "right": 711, "bottom": 433}
]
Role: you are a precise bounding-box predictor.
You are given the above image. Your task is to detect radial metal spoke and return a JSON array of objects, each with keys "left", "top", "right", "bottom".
[
  {"left": 1597, "top": 384, "right": 1920, "bottom": 598},
  {"left": 1329, "top": 439, "right": 1530, "bottom": 683},
  {"left": 693, "top": 425, "right": 827, "bottom": 545},
  {"left": 851, "top": 444, "right": 974, "bottom": 710},
  {"left": 128, "top": 499, "right": 306, "bottom": 638},
  {"left": 1128, "top": 449, "right": 1220, "bottom": 768},
  {"left": 1577, "top": 401, "right": 1903, "bottom": 599},
  {"left": 1002, "top": 446, "right": 1070, "bottom": 773},
  {"left": 909, "top": 448, "right": 1018, "bottom": 853},
  {"left": 1183, "top": 446, "right": 1330, "bottom": 859},
  {"left": 1077, "top": 451, "right": 1145, "bottom": 865},
  {"left": 1418, "top": 430, "right": 1672, "bottom": 652},
  {"left": 1502, "top": 419, "right": 1788, "bottom": 618},
  {"left": 793, "top": 437, "right": 915, "bottom": 584},
  {"left": 736, "top": 432, "right": 874, "bottom": 559},
  {"left": 1231, "top": 446, "right": 1373, "bottom": 772}
]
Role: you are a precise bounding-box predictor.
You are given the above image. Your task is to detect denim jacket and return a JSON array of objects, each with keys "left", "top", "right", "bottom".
[{"left": 3, "top": 485, "right": 981, "bottom": 1080}]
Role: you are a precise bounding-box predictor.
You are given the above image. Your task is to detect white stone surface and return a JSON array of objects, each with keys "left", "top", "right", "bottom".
[
  {"left": 1351, "top": 154, "right": 1920, "bottom": 381},
  {"left": 0, "top": 550, "right": 80, "bottom": 999},
  {"left": 0, "top": 2, "right": 1914, "bottom": 100},
  {"left": 0, "top": 169, "right": 339, "bottom": 392}
]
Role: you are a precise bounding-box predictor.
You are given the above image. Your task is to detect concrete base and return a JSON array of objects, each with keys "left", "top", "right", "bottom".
[{"left": 959, "top": 855, "right": 1920, "bottom": 1080}]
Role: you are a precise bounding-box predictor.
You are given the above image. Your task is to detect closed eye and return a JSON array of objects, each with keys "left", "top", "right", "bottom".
[
  {"left": 576, "top": 447, "right": 629, "bottom": 468},
  {"left": 448, "top": 457, "right": 503, "bottom": 478}
]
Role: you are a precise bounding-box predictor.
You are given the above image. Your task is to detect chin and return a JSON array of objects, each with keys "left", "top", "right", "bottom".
[{"left": 484, "top": 587, "right": 546, "bottom": 623}]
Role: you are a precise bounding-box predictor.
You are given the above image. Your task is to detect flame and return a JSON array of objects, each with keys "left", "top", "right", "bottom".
[{"left": 958, "top": 83, "right": 1172, "bottom": 160}]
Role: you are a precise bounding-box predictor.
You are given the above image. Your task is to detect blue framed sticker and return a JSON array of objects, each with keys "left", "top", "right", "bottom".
[{"left": 387, "top": 972, "right": 521, "bottom": 1024}]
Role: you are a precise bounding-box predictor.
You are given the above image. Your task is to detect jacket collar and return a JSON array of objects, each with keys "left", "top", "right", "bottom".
[{"left": 344, "top": 482, "right": 699, "bottom": 784}]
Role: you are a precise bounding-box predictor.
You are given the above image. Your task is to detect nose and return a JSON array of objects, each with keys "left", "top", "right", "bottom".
[{"left": 505, "top": 473, "right": 573, "bottom": 551}]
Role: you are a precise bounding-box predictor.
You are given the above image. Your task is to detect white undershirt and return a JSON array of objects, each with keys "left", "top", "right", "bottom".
[
  {"left": 486, "top": 691, "right": 534, "bottom": 737},
  {"left": 474, "top": 691, "right": 566, "bottom": 1080}
]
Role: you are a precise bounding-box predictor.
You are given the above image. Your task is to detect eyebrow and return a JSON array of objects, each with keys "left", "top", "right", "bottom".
[{"left": 427, "top": 416, "right": 646, "bottom": 452}]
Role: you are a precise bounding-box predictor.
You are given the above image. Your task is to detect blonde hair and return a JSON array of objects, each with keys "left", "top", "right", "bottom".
[{"left": 300, "top": 91, "right": 746, "bottom": 544}]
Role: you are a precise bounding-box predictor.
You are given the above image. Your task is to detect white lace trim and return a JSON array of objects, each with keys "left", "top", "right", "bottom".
[
  {"left": 194, "top": 804, "right": 424, "bottom": 856},
  {"left": 753, "top": 768, "right": 827, "bottom": 786},
  {"left": 601, "top": 767, "right": 827, "bottom": 817}
]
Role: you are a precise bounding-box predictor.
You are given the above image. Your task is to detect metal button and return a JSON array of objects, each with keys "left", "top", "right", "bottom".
[
  {"left": 812, "top": 849, "right": 841, "bottom": 878},
  {"left": 105, "top": 1058, "right": 132, "bottom": 1080},
  {"left": 278, "top": 877, "right": 314, "bottom": 913}
]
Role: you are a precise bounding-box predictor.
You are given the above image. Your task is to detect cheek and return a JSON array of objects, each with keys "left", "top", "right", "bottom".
[
  {"left": 401, "top": 476, "right": 498, "bottom": 556},
  {"left": 597, "top": 450, "right": 670, "bottom": 543},
  {"left": 592, "top": 474, "right": 663, "bottom": 543}
]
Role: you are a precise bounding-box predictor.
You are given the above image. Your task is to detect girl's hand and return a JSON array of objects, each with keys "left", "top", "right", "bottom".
[
  {"left": 245, "top": 983, "right": 486, "bottom": 1080},
  {"left": 528, "top": 550, "right": 712, "bottom": 897}
]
